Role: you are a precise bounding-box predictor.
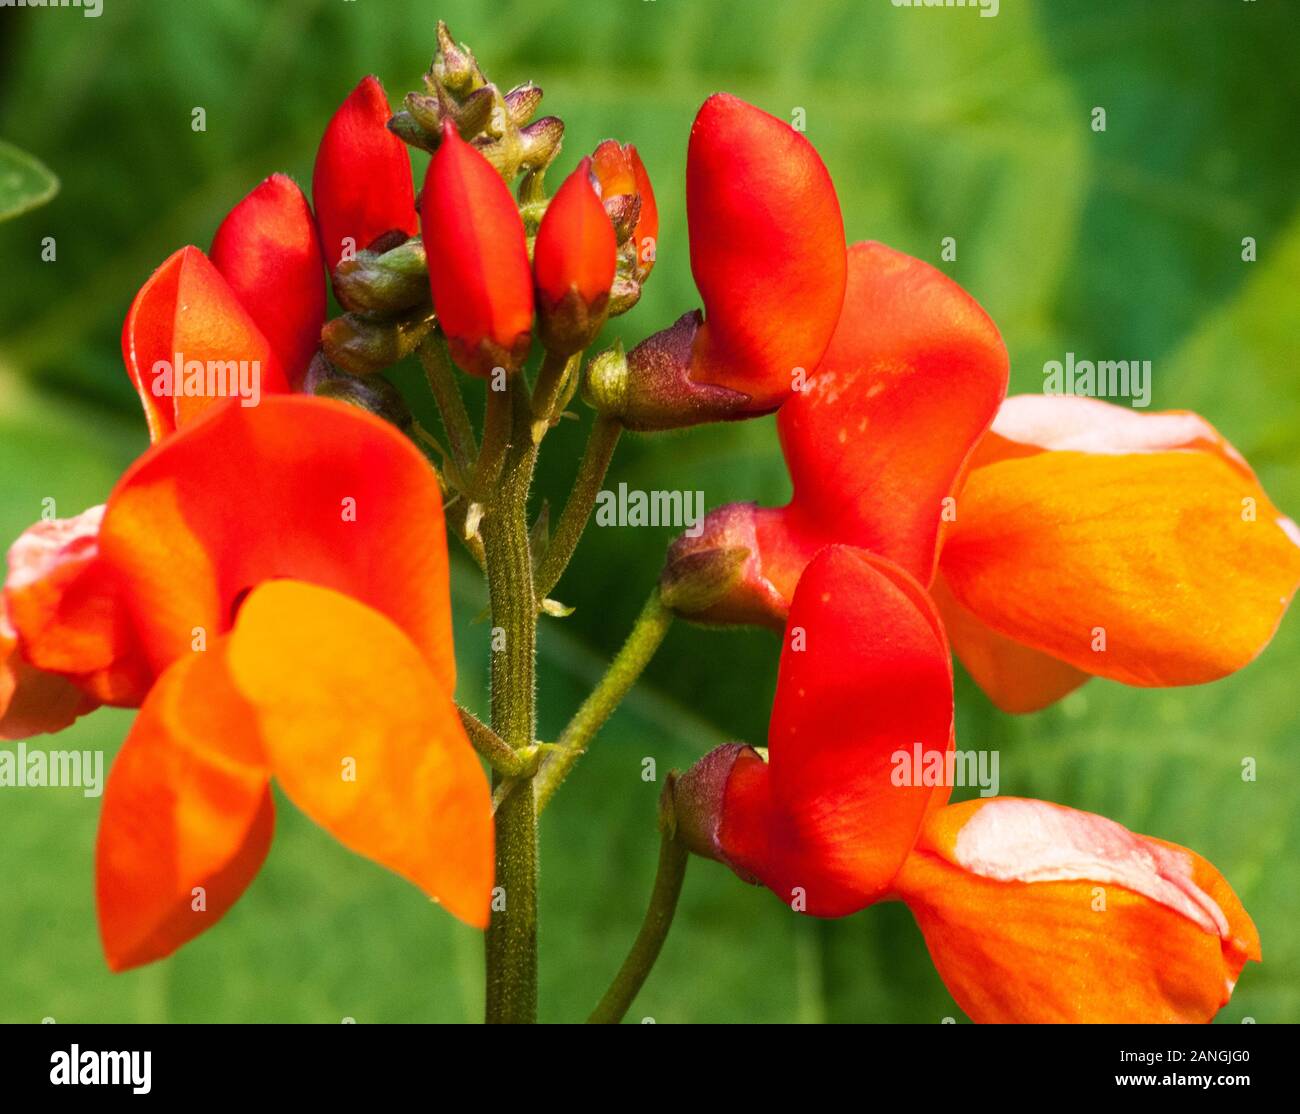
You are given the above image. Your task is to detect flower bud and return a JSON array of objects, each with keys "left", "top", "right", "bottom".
[
  {"left": 432, "top": 20, "right": 486, "bottom": 98},
  {"left": 320, "top": 306, "right": 437, "bottom": 377},
  {"left": 313, "top": 76, "right": 418, "bottom": 272},
  {"left": 421, "top": 121, "right": 534, "bottom": 376},
  {"left": 533, "top": 158, "right": 616, "bottom": 355},
  {"left": 504, "top": 83, "right": 543, "bottom": 127},
  {"left": 590, "top": 140, "right": 658, "bottom": 278},
  {"left": 304, "top": 355, "right": 413, "bottom": 431},
  {"left": 332, "top": 235, "right": 430, "bottom": 316},
  {"left": 621, "top": 95, "right": 846, "bottom": 427},
  {"left": 209, "top": 173, "right": 326, "bottom": 388}
]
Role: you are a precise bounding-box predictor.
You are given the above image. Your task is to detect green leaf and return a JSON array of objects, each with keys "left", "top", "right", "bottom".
[{"left": 0, "top": 138, "right": 59, "bottom": 222}]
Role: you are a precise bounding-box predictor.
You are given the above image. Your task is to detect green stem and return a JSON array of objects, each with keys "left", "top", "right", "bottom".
[
  {"left": 534, "top": 588, "right": 673, "bottom": 811},
  {"left": 475, "top": 380, "right": 514, "bottom": 500},
  {"left": 481, "top": 379, "right": 541, "bottom": 1024},
  {"left": 419, "top": 336, "right": 478, "bottom": 476},
  {"left": 529, "top": 349, "right": 580, "bottom": 444},
  {"left": 588, "top": 796, "right": 689, "bottom": 1024},
  {"left": 534, "top": 414, "right": 622, "bottom": 604}
]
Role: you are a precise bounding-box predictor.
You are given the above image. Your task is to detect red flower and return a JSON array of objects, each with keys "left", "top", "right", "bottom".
[
  {"left": 605, "top": 94, "right": 846, "bottom": 429},
  {"left": 312, "top": 75, "right": 418, "bottom": 271},
  {"left": 0, "top": 398, "right": 493, "bottom": 968},
  {"left": 209, "top": 173, "right": 326, "bottom": 388},
  {"left": 675, "top": 546, "right": 1260, "bottom": 1022},
  {"left": 533, "top": 157, "right": 616, "bottom": 353},
  {"left": 421, "top": 120, "right": 534, "bottom": 376},
  {"left": 90, "top": 397, "right": 490, "bottom": 969},
  {"left": 667, "top": 241, "right": 1300, "bottom": 710}
]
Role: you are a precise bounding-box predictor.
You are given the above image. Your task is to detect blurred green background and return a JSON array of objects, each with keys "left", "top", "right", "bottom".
[{"left": 1, "top": 0, "right": 1296, "bottom": 1023}]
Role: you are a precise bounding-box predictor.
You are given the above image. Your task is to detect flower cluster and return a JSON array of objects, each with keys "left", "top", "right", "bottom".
[{"left": 2, "top": 19, "right": 1296, "bottom": 1023}]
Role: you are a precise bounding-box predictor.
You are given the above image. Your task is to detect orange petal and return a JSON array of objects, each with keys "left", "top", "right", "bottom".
[
  {"left": 96, "top": 643, "right": 273, "bottom": 971},
  {"left": 942, "top": 399, "right": 1300, "bottom": 686},
  {"left": 715, "top": 546, "right": 954, "bottom": 916},
  {"left": 894, "top": 798, "right": 1260, "bottom": 1023},
  {"left": 225, "top": 580, "right": 492, "bottom": 928},
  {"left": 121, "top": 246, "right": 289, "bottom": 440},
  {"left": 929, "top": 574, "right": 1089, "bottom": 714},
  {"left": 99, "top": 396, "right": 455, "bottom": 691}
]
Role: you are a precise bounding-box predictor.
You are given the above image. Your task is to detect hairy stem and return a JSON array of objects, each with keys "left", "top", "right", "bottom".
[
  {"left": 534, "top": 414, "right": 622, "bottom": 604},
  {"left": 534, "top": 588, "right": 673, "bottom": 811},
  {"left": 419, "top": 336, "right": 478, "bottom": 477},
  {"left": 588, "top": 790, "right": 689, "bottom": 1024},
  {"left": 481, "top": 379, "right": 541, "bottom": 1024}
]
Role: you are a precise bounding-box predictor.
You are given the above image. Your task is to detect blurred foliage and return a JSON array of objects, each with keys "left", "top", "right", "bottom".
[{"left": 0, "top": 0, "right": 1297, "bottom": 1023}]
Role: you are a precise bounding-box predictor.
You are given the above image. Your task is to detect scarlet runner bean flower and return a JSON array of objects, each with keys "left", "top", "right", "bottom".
[
  {"left": 587, "top": 93, "right": 847, "bottom": 429},
  {"left": 665, "top": 241, "right": 1300, "bottom": 712},
  {"left": 421, "top": 120, "right": 534, "bottom": 376},
  {"left": 0, "top": 398, "right": 492, "bottom": 969},
  {"left": 673, "top": 545, "right": 1260, "bottom": 1022}
]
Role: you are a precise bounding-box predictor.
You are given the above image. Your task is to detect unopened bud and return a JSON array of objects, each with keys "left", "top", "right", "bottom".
[
  {"left": 320, "top": 306, "right": 437, "bottom": 377},
  {"left": 504, "top": 83, "right": 543, "bottom": 126},
  {"left": 313, "top": 373, "right": 414, "bottom": 432},
  {"left": 432, "top": 20, "right": 485, "bottom": 97},
  {"left": 518, "top": 116, "right": 565, "bottom": 173},
  {"left": 333, "top": 236, "right": 430, "bottom": 315}
]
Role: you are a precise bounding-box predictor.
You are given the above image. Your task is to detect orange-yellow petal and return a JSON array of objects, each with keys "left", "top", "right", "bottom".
[
  {"left": 96, "top": 643, "right": 273, "bottom": 972},
  {"left": 929, "top": 574, "right": 1089, "bottom": 714},
  {"left": 942, "top": 396, "right": 1300, "bottom": 687},
  {"left": 99, "top": 396, "right": 455, "bottom": 691},
  {"left": 225, "top": 580, "right": 492, "bottom": 928},
  {"left": 893, "top": 797, "right": 1260, "bottom": 1023}
]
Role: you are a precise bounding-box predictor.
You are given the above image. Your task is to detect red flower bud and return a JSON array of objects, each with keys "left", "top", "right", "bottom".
[
  {"left": 590, "top": 140, "right": 657, "bottom": 277},
  {"left": 210, "top": 174, "right": 326, "bottom": 387},
  {"left": 313, "top": 76, "right": 418, "bottom": 271},
  {"left": 421, "top": 120, "right": 534, "bottom": 376},
  {"left": 533, "top": 157, "right": 616, "bottom": 354}
]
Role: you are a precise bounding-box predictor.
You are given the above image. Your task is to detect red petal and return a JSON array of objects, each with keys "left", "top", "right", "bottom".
[
  {"left": 421, "top": 122, "right": 534, "bottom": 375},
  {"left": 312, "top": 76, "right": 417, "bottom": 270},
  {"left": 210, "top": 173, "right": 326, "bottom": 386},
  {"left": 533, "top": 157, "right": 616, "bottom": 309},
  {"left": 775, "top": 241, "right": 1008, "bottom": 584},
  {"left": 716, "top": 546, "right": 954, "bottom": 916},
  {"left": 684, "top": 94, "right": 846, "bottom": 408},
  {"left": 121, "top": 247, "right": 289, "bottom": 441}
]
